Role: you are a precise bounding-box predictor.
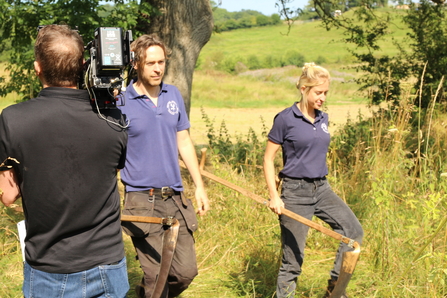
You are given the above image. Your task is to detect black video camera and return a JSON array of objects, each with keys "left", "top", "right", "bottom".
[{"left": 83, "top": 27, "right": 133, "bottom": 109}]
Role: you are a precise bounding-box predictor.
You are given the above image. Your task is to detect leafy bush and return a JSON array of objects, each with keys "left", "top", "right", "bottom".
[
  {"left": 281, "top": 50, "right": 306, "bottom": 67},
  {"left": 201, "top": 108, "right": 268, "bottom": 173},
  {"left": 256, "top": 15, "right": 271, "bottom": 26},
  {"left": 315, "top": 55, "right": 327, "bottom": 65},
  {"left": 262, "top": 55, "right": 282, "bottom": 69},
  {"left": 246, "top": 55, "right": 262, "bottom": 70},
  {"left": 212, "top": 6, "right": 282, "bottom": 32}
]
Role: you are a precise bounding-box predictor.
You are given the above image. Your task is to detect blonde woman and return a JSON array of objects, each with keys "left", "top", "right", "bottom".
[{"left": 263, "top": 63, "right": 363, "bottom": 298}]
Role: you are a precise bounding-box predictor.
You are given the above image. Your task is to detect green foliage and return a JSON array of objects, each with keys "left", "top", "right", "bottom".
[
  {"left": 246, "top": 55, "right": 261, "bottom": 70},
  {"left": 213, "top": 6, "right": 281, "bottom": 32},
  {"left": 201, "top": 107, "right": 268, "bottom": 173},
  {"left": 315, "top": 55, "right": 327, "bottom": 65},
  {"left": 403, "top": 1, "right": 447, "bottom": 108},
  {"left": 198, "top": 21, "right": 407, "bottom": 76},
  {"left": 306, "top": 0, "right": 447, "bottom": 108},
  {"left": 0, "top": 0, "right": 150, "bottom": 102},
  {"left": 255, "top": 14, "right": 272, "bottom": 26},
  {"left": 281, "top": 50, "right": 305, "bottom": 67},
  {"left": 203, "top": 48, "right": 307, "bottom": 74}
]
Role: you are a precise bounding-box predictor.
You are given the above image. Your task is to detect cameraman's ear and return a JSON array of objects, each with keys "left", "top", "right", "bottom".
[{"left": 34, "top": 61, "right": 41, "bottom": 76}]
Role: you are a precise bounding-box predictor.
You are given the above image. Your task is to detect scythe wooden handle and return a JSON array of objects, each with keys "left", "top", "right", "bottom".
[
  {"left": 121, "top": 214, "right": 164, "bottom": 224},
  {"left": 180, "top": 150, "right": 359, "bottom": 249}
]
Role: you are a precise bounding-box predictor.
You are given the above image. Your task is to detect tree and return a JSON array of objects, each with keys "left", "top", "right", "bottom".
[
  {"left": 0, "top": 0, "right": 147, "bottom": 100},
  {"left": 256, "top": 14, "right": 271, "bottom": 26},
  {"left": 135, "top": 0, "right": 213, "bottom": 116},
  {"left": 275, "top": 0, "right": 447, "bottom": 108}
]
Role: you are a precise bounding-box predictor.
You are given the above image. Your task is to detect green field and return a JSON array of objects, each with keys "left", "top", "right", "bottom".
[
  {"left": 198, "top": 13, "right": 407, "bottom": 66},
  {"left": 191, "top": 10, "right": 409, "bottom": 109}
]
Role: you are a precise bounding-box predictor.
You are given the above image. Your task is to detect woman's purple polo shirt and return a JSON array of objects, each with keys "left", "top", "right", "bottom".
[{"left": 267, "top": 102, "right": 330, "bottom": 179}]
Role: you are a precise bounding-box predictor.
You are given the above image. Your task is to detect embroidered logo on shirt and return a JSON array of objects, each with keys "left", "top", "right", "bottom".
[
  {"left": 167, "top": 101, "right": 179, "bottom": 115},
  {"left": 321, "top": 123, "right": 329, "bottom": 134}
]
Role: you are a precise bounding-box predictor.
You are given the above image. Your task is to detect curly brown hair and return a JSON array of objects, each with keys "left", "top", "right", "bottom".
[{"left": 130, "top": 34, "right": 171, "bottom": 77}]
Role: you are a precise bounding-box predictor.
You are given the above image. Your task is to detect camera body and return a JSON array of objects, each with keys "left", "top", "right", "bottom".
[{"left": 83, "top": 27, "right": 133, "bottom": 109}]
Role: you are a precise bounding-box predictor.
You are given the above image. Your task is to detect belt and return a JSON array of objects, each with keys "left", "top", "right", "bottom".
[
  {"left": 302, "top": 177, "right": 326, "bottom": 182},
  {"left": 137, "top": 187, "right": 179, "bottom": 199},
  {"left": 284, "top": 176, "right": 326, "bottom": 183}
]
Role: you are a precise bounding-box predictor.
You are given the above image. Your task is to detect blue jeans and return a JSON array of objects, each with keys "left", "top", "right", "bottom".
[
  {"left": 276, "top": 177, "right": 363, "bottom": 298},
  {"left": 23, "top": 257, "right": 129, "bottom": 298}
]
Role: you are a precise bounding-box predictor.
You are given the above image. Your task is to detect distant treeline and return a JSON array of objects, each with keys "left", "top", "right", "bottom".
[{"left": 213, "top": 7, "right": 281, "bottom": 32}]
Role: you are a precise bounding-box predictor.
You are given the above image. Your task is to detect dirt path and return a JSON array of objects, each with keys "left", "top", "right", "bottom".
[{"left": 189, "top": 104, "right": 371, "bottom": 145}]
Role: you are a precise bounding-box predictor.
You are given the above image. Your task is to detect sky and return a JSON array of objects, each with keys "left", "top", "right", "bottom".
[{"left": 217, "top": 0, "right": 309, "bottom": 16}]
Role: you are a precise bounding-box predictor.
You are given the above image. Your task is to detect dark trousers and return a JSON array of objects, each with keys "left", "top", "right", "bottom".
[
  {"left": 276, "top": 177, "right": 363, "bottom": 298},
  {"left": 123, "top": 191, "right": 198, "bottom": 298}
]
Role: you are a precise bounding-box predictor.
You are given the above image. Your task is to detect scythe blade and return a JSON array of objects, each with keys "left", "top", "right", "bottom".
[
  {"left": 120, "top": 215, "right": 180, "bottom": 298},
  {"left": 329, "top": 242, "right": 361, "bottom": 298}
]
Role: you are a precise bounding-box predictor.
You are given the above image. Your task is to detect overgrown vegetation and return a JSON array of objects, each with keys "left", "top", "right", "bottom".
[
  {"left": 303, "top": 0, "right": 447, "bottom": 108},
  {"left": 186, "top": 79, "right": 447, "bottom": 297},
  {"left": 201, "top": 107, "right": 269, "bottom": 173},
  {"left": 212, "top": 1, "right": 282, "bottom": 32}
]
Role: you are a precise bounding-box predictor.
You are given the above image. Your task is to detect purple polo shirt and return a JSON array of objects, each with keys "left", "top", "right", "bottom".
[
  {"left": 118, "top": 79, "right": 190, "bottom": 192},
  {"left": 268, "top": 102, "right": 330, "bottom": 179}
]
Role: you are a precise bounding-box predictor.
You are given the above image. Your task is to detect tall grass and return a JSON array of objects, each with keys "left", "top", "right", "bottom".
[{"left": 0, "top": 205, "right": 24, "bottom": 297}]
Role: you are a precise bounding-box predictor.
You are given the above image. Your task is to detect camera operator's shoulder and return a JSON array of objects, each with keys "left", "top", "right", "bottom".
[{"left": 1, "top": 97, "right": 40, "bottom": 116}]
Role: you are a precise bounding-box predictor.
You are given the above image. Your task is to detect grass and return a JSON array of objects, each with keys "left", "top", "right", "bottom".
[
  {"left": 191, "top": 12, "right": 412, "bottom": 110},
  {"left": 0, "top": 64, "right": 22, "bottom": 110},
  {"left": 0, "top": 204, "right": 24, "bottom": 298},
  {"left": 198, "top": 9, "right": 409, "bottom": 67},
  {"left": 191, "top": 67, "right": 368, "bottom": 110}
]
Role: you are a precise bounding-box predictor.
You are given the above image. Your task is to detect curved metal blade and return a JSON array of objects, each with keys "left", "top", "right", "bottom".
[
  {"left": 151, "top": 219, "right": 180, "bottom": 298},
  {"left": 329, "top": 243, "right": 361, "bottom": 298}
]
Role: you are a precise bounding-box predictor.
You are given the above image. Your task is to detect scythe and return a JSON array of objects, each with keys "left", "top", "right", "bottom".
[
  {"left": 120, "top": 215, "right": 179, "bottom": 298},
  {"left": 180, "top": 149, "right": 361, "bottom": 297}
]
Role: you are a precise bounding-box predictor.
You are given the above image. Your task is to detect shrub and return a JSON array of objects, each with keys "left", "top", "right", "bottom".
[
  {"left": 201, "top": 108, "right": 269, "bottom": 173},
  {"left": 315, "top": 55, "right": 327, "bottom": 65},
  {"left": 281, "top": 50, "right": 305, "bottom": 67},
  {"left": 246, "top": 55, "right": 262, "bottom": 70}
]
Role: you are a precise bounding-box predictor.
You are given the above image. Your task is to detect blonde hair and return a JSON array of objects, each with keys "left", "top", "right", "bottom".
[{"left": 296, "top": 62, "right": 330, "bottom": 109}]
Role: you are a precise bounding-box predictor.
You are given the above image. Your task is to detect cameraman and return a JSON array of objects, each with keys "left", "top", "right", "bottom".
[{"left": 0, "top": 25, "right": 129, "bottom": 297}]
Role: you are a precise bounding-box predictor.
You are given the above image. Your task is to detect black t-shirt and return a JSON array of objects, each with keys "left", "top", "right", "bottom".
[{"left": 0, "top": 87, "right": 127, "bottom": 273}]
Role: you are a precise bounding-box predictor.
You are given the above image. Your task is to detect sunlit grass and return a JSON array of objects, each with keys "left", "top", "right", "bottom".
[{"left": 199, "top": 12, "right": 408, "bottom": 67}]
